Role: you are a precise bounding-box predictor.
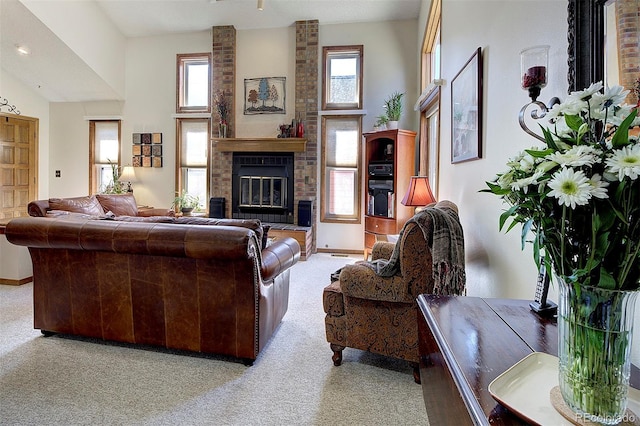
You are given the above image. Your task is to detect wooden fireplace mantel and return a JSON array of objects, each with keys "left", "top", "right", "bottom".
[{"left": 213, "top": 138, "right": 307, "bottom": 153}]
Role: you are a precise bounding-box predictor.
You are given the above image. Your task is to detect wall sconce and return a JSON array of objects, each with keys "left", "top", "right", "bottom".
[
  {"left": 519, "top": 45, "right": 559, "bottom": 142},
  {"left": 401, "top": 176, "right": 436, "bottom": 214},
  {"left": 257, "top": 0, "right": 264, "bottom": 10},
  {"left": 118, "top": 166, "right": 138, "bottom": 193}
]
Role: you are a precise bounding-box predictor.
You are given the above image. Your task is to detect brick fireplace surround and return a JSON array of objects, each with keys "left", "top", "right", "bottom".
[{"left": 210, "top": 21, "right": 319, "bottom": 255}]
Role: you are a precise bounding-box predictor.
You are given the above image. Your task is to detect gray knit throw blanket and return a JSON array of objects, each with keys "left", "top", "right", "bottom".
[{"left": 367, "top": 206, "right": 466, "bottom": 296}]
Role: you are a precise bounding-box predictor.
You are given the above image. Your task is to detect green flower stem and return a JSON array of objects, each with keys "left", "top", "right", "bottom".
[{"left": 559, "top": 282, "right": 638, "bottom": 424}]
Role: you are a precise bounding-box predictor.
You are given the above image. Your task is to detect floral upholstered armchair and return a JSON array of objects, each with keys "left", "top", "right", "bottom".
[{"left": 322, "top": 200, "right": 466, "bottom": 383}]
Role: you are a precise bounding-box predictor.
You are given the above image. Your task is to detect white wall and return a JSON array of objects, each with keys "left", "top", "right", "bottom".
[
  {"left": 437, "top": 0, "right": 568, "bottom": 300},
  {"left": 21, "top": 0, "right": 126, "bottom": 97},
  {"left": 316, "top": 19, "right": 419, "bottom": 252}
]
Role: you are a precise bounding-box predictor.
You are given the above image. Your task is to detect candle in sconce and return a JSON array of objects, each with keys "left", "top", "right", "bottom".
[{"left": 522, "top": 66, "right": 547, "bottom": 90}]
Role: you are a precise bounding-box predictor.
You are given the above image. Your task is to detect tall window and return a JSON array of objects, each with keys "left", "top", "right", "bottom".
[
  {"left": 418, "top": 0, "right": 442, "bottom": 197},
  {"left": 176, "top": 53, "right": 211, "bottom": 113},
  {"left": 176, "top": 119, "right": 209, "bottom": 209},
  {"left": 322, "top": 45, "right": 363, "bottom": 110},
  {"left": 321, "top": 116, "right": 362, "bottom": 222},
  {"left": 321, "top": 45, "right": 364, "bottom": 223},
  {"left": 89, "top": 120, "right": 121, "bottom": 194}
]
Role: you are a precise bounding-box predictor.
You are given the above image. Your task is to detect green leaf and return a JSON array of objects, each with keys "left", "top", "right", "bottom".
[
  {"left": 521, "top": 219, "right": 533, "bottom": 250},
  {"left": 599, "top": 268, "right": 616, "bottom": 290},
  {"left": 525, "top": 148, "right": 554, "bottom": 158},
  {"left": 611, "top": 109, "right": 637, "bottom": 148},
  {"left": 499, "top": 205, "right": 518, "bottom": 231},
  {"left": 564, "top": 114, "right": 583, "bottom": 132},
  {"left": 541, "top": 126, "right": 559, "bottom": 151}
]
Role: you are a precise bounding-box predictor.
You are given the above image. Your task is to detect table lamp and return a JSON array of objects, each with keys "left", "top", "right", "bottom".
[
  {"left": 401, "top": 176, "right": 436, "bottom": 213},
  {"left": 118, "top": 166, "right": 138, "bottom": 193}
]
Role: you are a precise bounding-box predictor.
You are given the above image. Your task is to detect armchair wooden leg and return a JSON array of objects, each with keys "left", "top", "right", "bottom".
[
  {"left": 412, "top": 363, "right": 421, "bottom": 384},
  {"left": 330, "top": 343, "right": 344, "bottom": 366}
]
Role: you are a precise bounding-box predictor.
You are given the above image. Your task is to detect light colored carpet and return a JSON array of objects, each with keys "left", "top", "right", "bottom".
[{"left": 0, "top": 253, "right": 429, "bottom": 425}]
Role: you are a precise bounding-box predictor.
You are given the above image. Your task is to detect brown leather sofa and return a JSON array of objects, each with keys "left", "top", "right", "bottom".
[
  {"left": 5, "top": 214, "right": 300, "bottom": 363},
  {"left": 27, "top": 193, "right": 175, "bottom": 218}
]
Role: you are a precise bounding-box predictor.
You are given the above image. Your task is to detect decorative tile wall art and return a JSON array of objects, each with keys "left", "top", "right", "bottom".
[
  {"left": 132, "top": 132, "right": 163, "bottom": 167},
  {"left": 244, "top": 77, "right": 286, "bottom": 115}
]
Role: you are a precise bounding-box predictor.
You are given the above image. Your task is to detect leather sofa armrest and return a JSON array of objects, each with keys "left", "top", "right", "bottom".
[
  {"left": 260, "top": 237, "right": 300, "bottom": 282},
  {"left": 136, "top": 208, "right": 175, "bottom": 217},
  {"left": 371, "top": 241, "right": 395, "bottom": 261},
  {"left": 28, "top": 200, "right": 50, "bottom": 217},
  {"left": 338, "top": 263, "right": 413, "bottom": 303}
]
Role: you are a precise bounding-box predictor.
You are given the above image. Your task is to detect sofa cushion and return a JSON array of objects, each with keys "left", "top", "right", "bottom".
[
  {"left": 96, "top": 194, "right": 139, "bottom": 216},
  {"left": 49, "top": 195, "right": 105, "bottom": 216}
]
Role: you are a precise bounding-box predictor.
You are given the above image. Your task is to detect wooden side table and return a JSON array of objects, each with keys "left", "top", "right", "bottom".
[{"left": 416, "top": 295, "right": 640, "bottom": 425}]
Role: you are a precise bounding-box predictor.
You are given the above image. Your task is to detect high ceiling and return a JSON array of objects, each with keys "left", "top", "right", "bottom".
[{"left": 0, "top": 0, "right": 422, "bottom": 103}]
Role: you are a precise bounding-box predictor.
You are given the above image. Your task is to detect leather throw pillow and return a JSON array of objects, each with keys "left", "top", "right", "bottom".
[{"left": 49, "top": 195, "right": 105, "bottom": 216}]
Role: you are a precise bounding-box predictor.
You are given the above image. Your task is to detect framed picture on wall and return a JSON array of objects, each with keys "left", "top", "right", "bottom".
[
  {"left": 451, "top": 47, "right": 482, "bottom": 164},
  {"left": 243, "top": 77, "right": 286, "bottom": 115}
]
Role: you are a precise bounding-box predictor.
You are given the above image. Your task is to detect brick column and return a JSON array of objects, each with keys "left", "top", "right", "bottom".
[
  {"left": 295, "top": 20, "right": 319, "bottom": 254},
  {"left": 211, "top": 26, "right": 236, "bottom": 211},
  {"left": 615, "top": 0, "right": 639, "bottom": 105}
]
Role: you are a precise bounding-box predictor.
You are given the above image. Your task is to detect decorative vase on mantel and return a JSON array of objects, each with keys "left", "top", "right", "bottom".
[
  {"left": 557, "top": 279, "right": 639, "bottom": 425},
  {"left": 219, "top": 122, "right": 228, "bottom": 138}
]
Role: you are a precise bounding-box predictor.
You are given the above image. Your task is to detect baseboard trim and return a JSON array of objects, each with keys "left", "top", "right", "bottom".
[
  {"left": 316, "top": 248, "right": 363, "bottom": 256},
  {"left": 0, "top": 277, "right": 32, "bottom": 286}
]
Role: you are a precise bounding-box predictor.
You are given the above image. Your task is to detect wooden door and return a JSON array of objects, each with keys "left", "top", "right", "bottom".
[{"left": 0, "top": 114, "right": 38, "bottom": 219}]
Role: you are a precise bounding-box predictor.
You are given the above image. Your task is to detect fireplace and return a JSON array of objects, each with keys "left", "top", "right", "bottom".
[{"left": 231, "top": 153, "right": 294, "bottom": 223}]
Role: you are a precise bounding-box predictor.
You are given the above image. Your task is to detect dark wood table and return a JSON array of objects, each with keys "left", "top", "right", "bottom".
[{"left": 417, "top": 294, "right": 640, "bottom": 425}]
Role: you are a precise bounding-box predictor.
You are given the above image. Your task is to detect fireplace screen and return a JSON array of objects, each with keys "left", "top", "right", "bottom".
[{"left": 239, "top": 176, "right": 287, "bottom": 209}]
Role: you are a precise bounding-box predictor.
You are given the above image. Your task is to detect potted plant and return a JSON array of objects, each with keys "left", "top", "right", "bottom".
[
  {"left": 373, "top": 115, "right": 388, "bottom": 131},
  {"left": 172, "top": 191, "right": 200, "bottom": 215},
  {"left": 101, "top": 160, "right": 125, "bottom": 194},
  {"left": 383, "top": 92, "right": 404, "bottom": 129}
]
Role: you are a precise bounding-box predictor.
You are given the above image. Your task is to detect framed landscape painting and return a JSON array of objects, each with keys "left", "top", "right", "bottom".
[
  {"left": 244, "top": 77, "right": 286, "bottom": 115},
  {"left": 451, "top": 47, "right": 482, "bottom": 164}
]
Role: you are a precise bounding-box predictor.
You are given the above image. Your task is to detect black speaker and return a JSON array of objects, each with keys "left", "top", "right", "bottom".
[
  {"left": 298, "top": 200, "right": 312, "bottom": 226},
  {"left": 209, "top": 197, "right": 225, "bottom": 218},
  {"left": 373, "top": 189, "right": 389, "bottom": 217}
]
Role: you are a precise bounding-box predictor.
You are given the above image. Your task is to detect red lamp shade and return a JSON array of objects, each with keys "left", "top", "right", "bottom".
[{"left": 401, "top": 176, "right": 436, "bottom": 207}]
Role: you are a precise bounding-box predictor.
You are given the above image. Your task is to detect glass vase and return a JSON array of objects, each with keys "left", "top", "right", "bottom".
[{"left": 558, "top": 279, "right": 638, "bottom": 425}]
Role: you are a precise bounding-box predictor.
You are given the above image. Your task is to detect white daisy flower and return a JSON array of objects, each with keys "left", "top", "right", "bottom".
[
  {"left": 606, "top": 144, "right": 640, "bottom": 181},
  {"left": 592, "top": 85, "right": 630, "bottom": 110},
  {"left": 570, "top": 81, "right": 604, "bottom": 102},
  {"left": 546, "top": 145, "right": 600, "bottom": 167},
  {"left": 588, "top": 174, "right": 609, "bottom": 199},
  {"left": 547, "top": 167, "right": 592, "bottom": 209}
]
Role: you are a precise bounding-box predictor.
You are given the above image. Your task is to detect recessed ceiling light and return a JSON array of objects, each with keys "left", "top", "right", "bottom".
[{"left": 15, "top": 44, "right": 31, "bottom": 56}]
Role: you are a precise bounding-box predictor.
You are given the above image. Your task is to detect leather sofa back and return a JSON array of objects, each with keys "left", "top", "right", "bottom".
[{"left": 5, "top": 216, "right": 301, "bottom": 361}]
